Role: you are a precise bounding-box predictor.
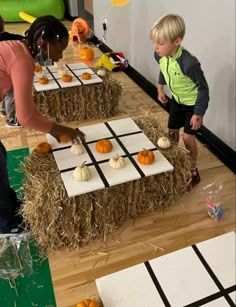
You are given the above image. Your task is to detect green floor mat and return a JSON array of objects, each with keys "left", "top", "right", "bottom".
[{"left": 0, "top": 148, "right": 57, "bottom": 307}]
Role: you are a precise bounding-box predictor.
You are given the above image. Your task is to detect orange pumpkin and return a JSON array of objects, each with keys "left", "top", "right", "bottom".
[
  {"left": 58, "top": 135, "right": 71, "bottom": 143},
  {"left": 38, "top": 77, "right": 49, "bottom": 85},
  {"left": 34, "top": 63, "right": 42, "bottom": 73},
  {"left": 76, "top": 299, "right": 99, "bottom": 307},
  {"left": 79, "top": 46, "right": 94, "bottom": 61},
  {"left": 81, "top": 72, "right": 91, "bottom": 80},
  {"left": 95, "top": 139, "right": 113, "bottom": 153},
  {"left": 35, "top": 142, "right": 52, "bottom": 154},
  {"left": 62, "top": 74, "right": 73, "bottom": 82},
  {"left": 137, "top": 148, "right": 155, "bottom": 165}
]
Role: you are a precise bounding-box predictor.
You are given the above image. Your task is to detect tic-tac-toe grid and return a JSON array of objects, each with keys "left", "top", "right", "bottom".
[
  {"left": 46, "top": 117, "right": 174, "bottom": 198},
  {"left": 96, "top": 232, "right": 236, "bottom": 307},
  {"left": 33, "top": 63, "right": 103, "bottom": 92}
]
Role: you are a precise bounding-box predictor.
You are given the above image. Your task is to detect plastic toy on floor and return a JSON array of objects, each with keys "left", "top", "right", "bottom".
[{"left": 95, "top": 52, "right": 128, "bottom": 72}]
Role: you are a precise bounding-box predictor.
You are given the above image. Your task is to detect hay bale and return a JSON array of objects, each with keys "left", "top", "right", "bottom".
[
  {"left": 21, "top": 115, "right": 191, "bottom": 253},
  {"left": 33, "top": 78, "right": 122, "bottom": 122}
]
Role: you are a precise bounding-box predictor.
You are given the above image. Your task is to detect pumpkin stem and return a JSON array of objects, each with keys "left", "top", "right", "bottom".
[
  {"left": 80, "top": 161, "right": 86, "bottom": 168},
  {"left": 142, "top": 148, "right": 148, "bottom": 155}
]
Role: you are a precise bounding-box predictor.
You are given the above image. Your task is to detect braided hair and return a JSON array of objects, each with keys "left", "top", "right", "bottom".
[{"left": 25, "top": 15, "right": 69, "bottom": 57}]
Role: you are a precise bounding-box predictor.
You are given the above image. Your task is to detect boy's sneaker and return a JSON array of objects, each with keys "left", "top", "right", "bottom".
[
  {"left": 187, "top": 168, "right": 201, "bottom": 191},
  {"left": 0, "top": 111, "right": 6, "bottom": 118},
  {"left": 5, "top": 119, "right": 21, "bottom": 128}
]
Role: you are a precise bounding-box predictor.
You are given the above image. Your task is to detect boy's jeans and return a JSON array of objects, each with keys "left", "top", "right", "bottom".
[
  {"left": 2, "top": 89, "right": 16, "bottom": 122},
  {"left": 0, "top": 141, "right": 19, "bottom": 230}
]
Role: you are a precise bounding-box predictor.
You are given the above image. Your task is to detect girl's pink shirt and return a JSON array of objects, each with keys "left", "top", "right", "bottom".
[{"left": 0, "top": 40, "right": 52, "bottom": 132}]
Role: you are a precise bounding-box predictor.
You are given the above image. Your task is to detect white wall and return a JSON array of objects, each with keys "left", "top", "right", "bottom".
[{"left": 94, "top": 0, "right": 235, "bottom": 150}]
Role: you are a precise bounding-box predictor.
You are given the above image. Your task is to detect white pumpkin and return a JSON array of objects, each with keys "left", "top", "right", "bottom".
[
  {"left": 70, "top": 143, "right": 85, "bottom": 155},
  {"left": 109, "top": 155, "right": 125, "bottom": 169},
  {"left": 97, "top": 69, "right": 106, "bottom": 77},
  {"left": 157, "top": 136, "right": 171, "bottom": 149},
  {"left": 73, "top": 162, "right": 91, "bottom": 181}
]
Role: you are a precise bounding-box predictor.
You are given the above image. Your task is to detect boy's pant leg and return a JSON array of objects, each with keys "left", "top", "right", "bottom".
[
  {"left": 4, "top": 90, "right": 16, "bottom": 122},
  {"left": 0, "top": 141, "right": 19, "bottom": 230}
]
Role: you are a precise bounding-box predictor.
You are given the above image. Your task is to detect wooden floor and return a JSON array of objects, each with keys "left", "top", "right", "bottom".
[{"left": 2, "top": 22, "right": 235, "bottom": 307}]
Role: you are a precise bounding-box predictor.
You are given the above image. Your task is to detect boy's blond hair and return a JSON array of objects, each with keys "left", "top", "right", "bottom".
[{"left": 150, "top": 14, "right": 185, "bottom": 43}]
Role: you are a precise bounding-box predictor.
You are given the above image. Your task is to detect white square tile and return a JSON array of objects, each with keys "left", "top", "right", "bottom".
[
  {"left": 119, "top": 133, "right": 156, "bottom": 154},
  {"left": 134, "top": 150, "right": 173, "bottom": 177},
  {"left": 88, "top": 139, "right": 125, "bottom": 162},
  {"left": 79, "top": 74, "right": 103, "bottom": 85},
  {"left": 60, "top": 165, "right": 105, "bottom": 197},
  {"left": 99, "top": 158, "right": 141, "bottom": 187},
  {"left": 196, "top": 232, "right": 236, "bottom": 288},
  {"left": 203, "top": 297, "right": 230, "bottom": 306},
  {"left": 53, "top": 147, "right": 91, "bottom": 171},
  {"left": 34, "top": 79, "right": 59, "bottom": 92},
  {"left": 67, "top": 63, "right": 89, "bottom": 70},
  {"left": 229, "top": 291, "right": 236, "bottom": 304},
  {"left": 46, "top": 64, "right": 69, "bottom": 73},
  {"left": 56, "top": 77, "right": 82, "bottom": 88},
  {"left": 79, "top": 123, "right": 112, "bottom": 142},
  {"left": 51, "top": 71, "right": 72, "bottom": 79},
  {"left": 96, "top": 263, "right": 166, "bottom": 307},
  {"left": 149, "top": 247, "right": 219, "bottom": 307},
  {"left": 46, "top": 134, "right": 72, "bottom": 149},
  {"left": 72, "top": 68, "right": 95, "bottom": 77},
  {"left": 33, "top": 73, "right": 54, "bottom": 82},
  {"left": 107, "top": 118, "right": 141, "bottom": 135}
]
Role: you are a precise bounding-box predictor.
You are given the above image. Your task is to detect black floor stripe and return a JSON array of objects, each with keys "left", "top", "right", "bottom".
[
  {"left": 144, "top": 261, "right": 171, "bottom": 307},
  {"left": 104, "top": 122, "right": 145, "bottom": 178},
  {"left": 192, "top": 245, "right": 235, "bottom": 306},
  {"left": 81, "top": 140, "right": 109, "bottom": 187}
]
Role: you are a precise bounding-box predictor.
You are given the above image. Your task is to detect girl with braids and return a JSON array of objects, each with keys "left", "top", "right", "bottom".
[{"left": 0, "top": 15, "right": 85, "bottom": 233}]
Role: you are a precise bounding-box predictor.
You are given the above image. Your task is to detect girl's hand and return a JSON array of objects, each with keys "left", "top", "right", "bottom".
[
  {"left": 190, "top": 115, "right": 203, "bottom": 130},
  {"left": 49, "top": 123, "right": 85, "bottom": 142}
]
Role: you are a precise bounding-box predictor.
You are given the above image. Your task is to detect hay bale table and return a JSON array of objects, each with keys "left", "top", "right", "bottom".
[
  {"left": 33, "top": 63, "right": 122, "bottom": 122},
  {"left": 22, "top": 116, "right": 192, "bottom": 252}
]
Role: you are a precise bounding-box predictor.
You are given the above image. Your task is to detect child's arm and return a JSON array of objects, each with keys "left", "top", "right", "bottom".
[{"left": 154, "top": 52, "right": 168, "bottom": 103}]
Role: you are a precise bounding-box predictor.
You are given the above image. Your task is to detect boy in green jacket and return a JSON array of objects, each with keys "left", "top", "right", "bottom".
[{"left": 150, "top": 14, "right": 209, "bottom": 190}]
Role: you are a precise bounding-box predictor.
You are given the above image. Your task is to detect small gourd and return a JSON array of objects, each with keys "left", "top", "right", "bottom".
[
  {"left": 35, "top": 142, "right": 52, "bottom": 154},
  {"left": 76, "top": 298, "right": 99, "bottom": 307},
  {"left": 109, "top": 155, "right": 125, "bottom": 169},
  {"left": 38, "top": 76, "right": 49, "bottom": 85},
  {"left": 70, "top": 143, "right": 85, "bottom": 155},
  {"left": 81, "top": 72, "right": 92, "bottom": 80},
  {"left": 157, "top": 136, "right": 171, "bottom": 149},
  {"left": 62, "top": 74, "right": 73, "bottom": 82},
  {"left": 73, "top": 161, "right": 91, "bottom": 182},
  {"left": 95, "top": 139, "right": 113, "bottom": 153},
  {"left": 137, "top": 148, "right": 155, "bottom": 165},
  {"left": 58, "top": 135, "right": 71, "bottom": 143},
  {"left": 97, "top": 69, "right": 106, "bottom": 77}
]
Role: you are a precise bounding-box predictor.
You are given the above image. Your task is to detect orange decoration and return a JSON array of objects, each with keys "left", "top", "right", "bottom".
[
  {"left": 34, "top": 63, "right": 42, "bottom": 73},
  {"left": 81, "top": 72, "right": 91, "bottom": 80},
  {"left": 95, "top": 139, "right": 113, "bottom": 153},
  {"left": 137, "top": 148, "right": 155, "bottom": 165},
  {"left": 38, "top": 77, "right": 49, "bottom": 85},
  {"left": 76, "top": 299, "right": 99, "bottom": 307},
  {"left": 58, "top": 135, "right": 71, "bottom": 143},
  {"left": 71, "top": 18, "right": 90, "bottom": 43},
  {"left": 79, "top": 46, "right": 94, "bottom": 61},
  {"left": 35, "top": 142, "right": 52, "bottom": 154},
  {"left": 62, "top": 74, "right": 73, "bottom": 82}
]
